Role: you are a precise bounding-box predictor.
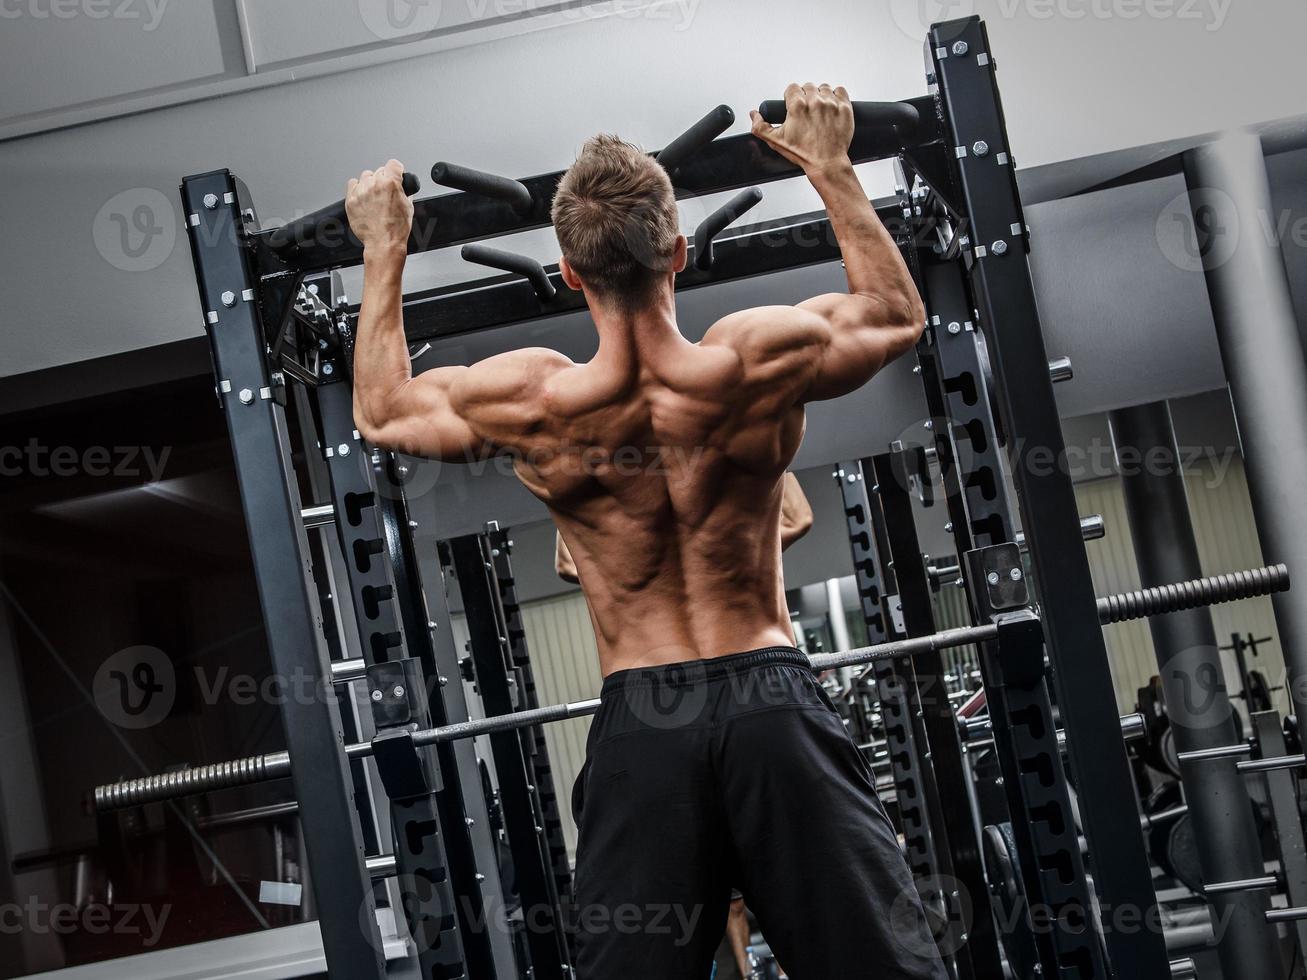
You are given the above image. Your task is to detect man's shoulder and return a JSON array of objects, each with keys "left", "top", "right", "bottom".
[
  {"left": 459, "top": 347, "right": 573, "bottom": 395},
  {"left": 700, "top": 304, "right": 828, "bottom": 359}
]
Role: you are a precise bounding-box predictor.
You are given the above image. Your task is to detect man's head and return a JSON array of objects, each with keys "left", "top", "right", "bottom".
[{"left": 552, "top": 135, "right": 686, "bottom": 312}]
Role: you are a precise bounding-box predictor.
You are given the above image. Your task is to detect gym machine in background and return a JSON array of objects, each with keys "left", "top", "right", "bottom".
[{"left": 87, "top": 13, "right": 1306, "bottom": 980}]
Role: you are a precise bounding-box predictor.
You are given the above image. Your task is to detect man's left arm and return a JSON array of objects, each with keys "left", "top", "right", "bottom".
[
  {"left": 345, "top": 160, "right": 487, "bottom": 458},
  {"left": 346, "top": 160, "right": 569, "bottom": 459}
]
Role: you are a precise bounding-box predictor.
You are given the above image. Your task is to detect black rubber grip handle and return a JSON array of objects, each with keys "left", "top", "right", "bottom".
[
  {"left": 430, "top": 162, "right": 534, "bottom": 214},
  {"left": 461, "top": 243, "right": 556, "bottom": 303},
  {"left": 267, "top": 172, "right": 420, "bottom": 254},
  {"left": 694, "top": 186, "right": 763, "bottom": 271},
  {"left": 758, "top": 99, "right": 919, "bottom": 136},
  {"left": 657, "top": 104, "right": 735, "bottom": 175}
]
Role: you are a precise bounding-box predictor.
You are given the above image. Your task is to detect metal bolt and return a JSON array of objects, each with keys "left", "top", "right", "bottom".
[
  {"left": 991, "top": 239, "right": 1009, "bottom": 255},
  {"left": 995, "top": 776, "right": 1004, "bottom": 787},
  {"left": 1010, "top": 567, "right": 1023, "bottom": 581},
  {"left": 393, "top": 685, "right": 405, "bottom": 698},
  {"left": 847, "top": 474, "right": 857, "bottom": 484},
  {"left": 944, "top": 522, "right": 954, "bottom": 533},
  {"left": 912, "top": 365, "right": 921, "bottom": 374},
  {"left": 947, "top": 321, "right": 962, "bottom": 335},
  {"left": 322, "top": 362, "right": 334, "bottom": 376},
  {"left": 203, "top": 193, "right": 219, "bottom": 210},
  {"left": 337, "top": 443, "right": 350, "bottom": 457},
  {"left": 242, "top": 208, "right": 256, "bottom": 223},
  {"left": 438, "top": 675, "right": 449, "bottom": 686},
  {"left": 221, "top": 290, "right": 237, "bottom": 307},
  {"left": 924, "top": 420, "right": 934, "bottom": 430},
  {"left": 370, "top": 690, "right": 383, "bottom": 702},
  {"left": 952, "top": 40, "right": 969, "bottom": 55},
  {"left": 972, "top": 140, "right": 989, "bottom": 157},
  {"left": 475, "top": 873, "right": 486, "bottom": 883},
  {"left": 986, "top": 571, "right": 1000, "bottom": 586},
  {"left": 238, "top": 388, "right": 254, "bottom": 405}
]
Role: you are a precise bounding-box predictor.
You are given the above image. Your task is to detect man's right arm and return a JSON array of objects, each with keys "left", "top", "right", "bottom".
[{"left": 738, "top": 83, "right": 926, "bottom": 402}]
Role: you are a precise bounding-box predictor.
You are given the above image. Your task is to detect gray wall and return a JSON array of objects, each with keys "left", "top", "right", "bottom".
[{"left": 3, "top": 0, "right": 1307, "bottom": 379}]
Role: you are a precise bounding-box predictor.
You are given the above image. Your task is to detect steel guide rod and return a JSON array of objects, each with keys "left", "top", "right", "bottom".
[{"left": 94, "top": 563, "right": 1288, "bottom": 811}]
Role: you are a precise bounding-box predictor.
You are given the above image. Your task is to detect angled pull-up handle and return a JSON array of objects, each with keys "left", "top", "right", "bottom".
[
  {"left": 657, "top": 104, "right": 735, "bottom": 176},
  {"left": 430, "top": 161, "right": 534, "bottom": 215},
  {"left": 461, "top": 243, "right": 556, "bottom": 302},
  {"left": 757, "top": 99, "right": 920, "bottom": 138},
  {"left": 693, "top": 186, "right": 763, "bottom": 271},
  {"left": 267, "top": 172, "right": 421, "bottom": 255}
]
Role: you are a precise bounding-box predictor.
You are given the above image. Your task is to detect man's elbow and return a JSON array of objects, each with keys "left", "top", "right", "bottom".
[
  {"left": 354, "top": 398, "right": 401, "bottom": 451},
  {"left": 881, "top": 293, "right": 926, "bottom": 361},
  {"left": 781, "top": 514, "right": 814, "bottom": 550}
]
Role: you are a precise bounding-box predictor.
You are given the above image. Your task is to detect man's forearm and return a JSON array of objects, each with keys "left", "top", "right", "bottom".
[
  {"left": 353, "top": 245, "right": 411, "bottom": 426},
  {"left": 808, "top": 162, "right": 917, "bottom": 313}
]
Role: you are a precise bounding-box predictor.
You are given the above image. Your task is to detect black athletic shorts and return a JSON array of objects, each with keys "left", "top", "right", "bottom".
[{"left": 570, "top": 646, "right": 949, "bottom": 979}]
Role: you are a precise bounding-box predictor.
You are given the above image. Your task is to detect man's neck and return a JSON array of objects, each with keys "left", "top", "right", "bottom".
[{"left": 588, "top": 287, "right": 684, "bottom": 361}]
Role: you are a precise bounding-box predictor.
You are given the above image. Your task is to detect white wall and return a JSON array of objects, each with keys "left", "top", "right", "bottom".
[{"left": 2, "top": 0, "right": 1306, "bottom": 378}]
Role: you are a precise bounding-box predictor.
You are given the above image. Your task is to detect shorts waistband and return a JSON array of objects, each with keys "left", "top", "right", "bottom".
[{"left": 601, "top": 646, "right": 811, "bottom": 696}]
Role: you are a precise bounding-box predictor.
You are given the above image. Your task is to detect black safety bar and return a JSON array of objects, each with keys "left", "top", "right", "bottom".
[
  {"left": 251, "top": 95, "right": 937, "bottom": 280},
  {"left": 461, "top": 244, "right": 558, "bottom": 303},
  {"left": 758, "top": 98, "right": 921, "bottom": 138},
  {"left": 657, "top": 104, "right": 735, "bottom": 176},
  {"left": 430, "top": 162, "right": 534, "bottom": 215},
  {"left": 693, "top": 187, "right": 763, "bottom": 270},
  {"left": 265, "top": 172, "right": 421, "bottom": 255}
]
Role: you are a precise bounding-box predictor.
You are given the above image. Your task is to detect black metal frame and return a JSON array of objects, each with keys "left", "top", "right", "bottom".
[
  {"left": 923, "top": 16, "right": 1169, "bottom": 976},
  {"left": 447, "top": 534, "right": 571, "bottom": 980},
  {"left": 485, "top": 526, "right": 575, "bottom": 925},
  {"left": 834, "top": 459, "right": 955, "bottom": 966},
  {"left": 871, "top": 449, "right": 1004, "bottom": 980},
  {"left": 180, "top": 171, "right": 386, "bottom": 978}
]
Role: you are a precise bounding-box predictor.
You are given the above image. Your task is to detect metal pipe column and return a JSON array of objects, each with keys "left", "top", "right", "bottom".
[
  {"left": 1183, "top": 132, "right": 1307, "bottom": 727},
  {"left": 1109, "top": 401, "right": 1280, "bottom": 980}
]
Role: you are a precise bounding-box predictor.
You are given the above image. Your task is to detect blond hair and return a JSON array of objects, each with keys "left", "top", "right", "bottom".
[{"left": 551, "top": 134, "right": 680, "bottom": 309}]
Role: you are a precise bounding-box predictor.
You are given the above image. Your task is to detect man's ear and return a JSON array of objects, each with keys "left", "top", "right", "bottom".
[
  {"left": 671, "top": 235, "right": 688, "bottom": 274},
  {"left": 559, "top": 255, "right": 584, "bottom": 292}
]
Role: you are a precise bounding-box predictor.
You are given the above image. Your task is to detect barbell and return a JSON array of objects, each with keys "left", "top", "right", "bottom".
[{"left": 94, "top": 563, "right": 1289, "bottom": 812}]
